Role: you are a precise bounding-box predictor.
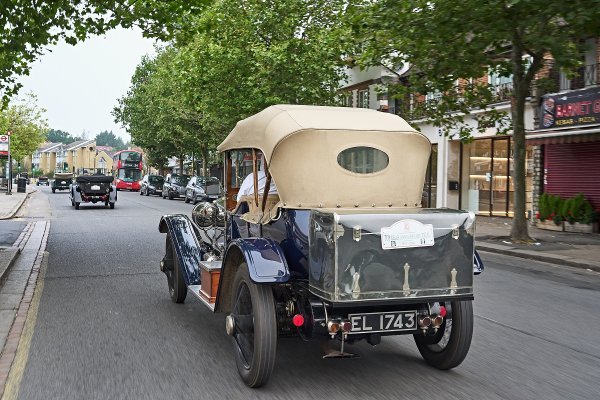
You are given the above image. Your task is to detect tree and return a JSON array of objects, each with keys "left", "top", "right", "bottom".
[
  {"left": 95, "top": 130, "right": 126, "bottom": 150},
  {"left": 115, "top": 0, "right": 348, "bottom": 175},
  {"left": 0, "top": 1, "right": 210, "bottom": 107},
  {"left": 351, "top": 0, "right": 600, "bottom": 242},
  {"left": 46, "top": 129, "right": 81, "bottom": 144},
  {"left": 0, "top": 94, "right": 48, "bottom": 162}
]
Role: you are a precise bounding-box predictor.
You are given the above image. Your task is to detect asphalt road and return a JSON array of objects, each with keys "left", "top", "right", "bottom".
[{"left": 9, "top": 187, "right": 600, "bottom": 400}]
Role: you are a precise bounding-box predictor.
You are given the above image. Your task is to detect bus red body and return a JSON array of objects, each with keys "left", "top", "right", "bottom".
[{"left": 112, "top": 150, "right": 143, "bottom": 191}]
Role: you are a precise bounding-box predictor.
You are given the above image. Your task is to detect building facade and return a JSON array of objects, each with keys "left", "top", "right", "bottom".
[{"left": 340, "top": 39, "right": 600, "bottom": 220}]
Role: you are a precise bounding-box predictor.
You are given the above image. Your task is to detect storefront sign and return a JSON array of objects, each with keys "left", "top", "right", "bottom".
[{"left": 541, "top": 87, "right": 600, "bottom": 129}]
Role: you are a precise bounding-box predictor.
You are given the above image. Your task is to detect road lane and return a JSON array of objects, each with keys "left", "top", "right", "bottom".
[{"left": 12, "top": 187, "right": 600, "bottom": 400}]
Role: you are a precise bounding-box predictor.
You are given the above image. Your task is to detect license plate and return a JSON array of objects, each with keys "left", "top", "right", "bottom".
[
  {"left": 91, "top": 185, "right": 100, "bottom": 190},
  {"left": 348, "top": 311, "right": 417, "bottom": 334}
]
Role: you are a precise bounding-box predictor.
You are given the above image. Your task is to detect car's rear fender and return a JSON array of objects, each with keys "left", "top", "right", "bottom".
[
  {"left": 158, "top": 214, "right": 202, "bottom": 286},
  {"left": 215, "top": 238, "right": 290, "bottom": 313}
]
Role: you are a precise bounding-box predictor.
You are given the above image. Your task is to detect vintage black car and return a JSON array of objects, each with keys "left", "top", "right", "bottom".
[
  {"left": 162, "top": 173, "right": 190, "bottom": 200},
  {"left": 36, "top": 176, "right": 49, "bottom": 186},
  {"left": 184, "top": 176, "right": 222, "bottom": 204},
  {"left": 69, "top": 172, "right": 117, "bottom": 209},
  {"left": 51, "top": 172, "right": 73, "bottom": 193},
  {"left": 140, "top": 174, "right": 164, "bottom": 196},
  {"left": 159, "top": 105, "right": 483, "bottom": 388}
]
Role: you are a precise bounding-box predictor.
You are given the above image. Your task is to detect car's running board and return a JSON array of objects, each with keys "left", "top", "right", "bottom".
[{"left": 188, "top": 285, "right": 215, "bottom": 312}]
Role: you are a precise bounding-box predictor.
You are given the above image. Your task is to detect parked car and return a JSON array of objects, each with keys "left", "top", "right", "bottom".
[
  {"left": 52, "top": 172, "right": 73, "bottom": 193},
  {"left": 141, "top": 174, "right": 164, "bottom": 196},
  {"left": 162, "top": 173, "right": 190, "bottom": 200},
  {"left": 158, "top": 105, "right": 484, "bottom": 388},
  {"left": 36, "top": 176, "right": 49, "bottom": 186},
  {"left": 69, "top": 172, "right": 117, "bottom": 210},
  {"left": 184, "top": 176, "right": 222, "bottom": 204}
]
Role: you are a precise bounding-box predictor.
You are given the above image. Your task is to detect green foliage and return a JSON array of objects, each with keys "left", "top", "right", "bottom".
[
  {"left": 46, "top": 129, "right": 81, "bottom": 144},
  {"left": 539, "top": 192, "right": 597, "bottom": 225},
  {"left": 0, "top": 93, "right": 48, "bottom": 162},
  {"left": 538, "top": 193, "right": 563, "bottom": 223},
  {"left": 115, "top": 0, "right": 348, "bottom": 172},
  {"left": 95, "top": 130, "right": 126, "bottom": 150},
  {"left": 348, "top": 0, "right": 600, "bottom": 241},
  {"left": 561, "top": 193, "right": 596, "bottom": 225},
  {"left": 0, "top": 1, "right": 210, "bottom": 107}
]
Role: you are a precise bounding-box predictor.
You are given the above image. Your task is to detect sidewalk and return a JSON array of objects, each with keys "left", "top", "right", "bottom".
[
  {"left": 475, "top": 216, "right": 600, "bottom": 272},
  {"left": 0, "top": 185, "right": 36, "bottom": 220}
]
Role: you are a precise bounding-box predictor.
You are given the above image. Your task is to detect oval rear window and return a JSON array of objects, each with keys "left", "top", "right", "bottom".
[{"left": 337, "top": 146, "right": 389, "bottom": 174}]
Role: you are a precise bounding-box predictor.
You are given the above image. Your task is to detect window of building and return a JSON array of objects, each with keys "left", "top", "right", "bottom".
[{"left": 357, "top": 89, "right": 369, "bottom": 108}]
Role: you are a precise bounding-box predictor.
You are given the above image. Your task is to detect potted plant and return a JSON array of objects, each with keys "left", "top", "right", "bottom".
[
  {"left": 536, "top": 193, "right": 564, "bottom": 231},
  {"left": 562, "top": 193, "right": 599, "bottom": 233}
]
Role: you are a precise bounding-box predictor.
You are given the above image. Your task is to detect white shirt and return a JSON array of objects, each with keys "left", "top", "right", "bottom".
[{"left": 238, "top": 171, "right": 278, "bottom": 199}]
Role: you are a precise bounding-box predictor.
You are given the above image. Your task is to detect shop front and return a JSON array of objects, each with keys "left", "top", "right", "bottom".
[
  {"left": 460, "top": 137, "right": 534, "bottom": 217},
  {"left": 528, "top": 86, "right": 600, "bottom": 211}
]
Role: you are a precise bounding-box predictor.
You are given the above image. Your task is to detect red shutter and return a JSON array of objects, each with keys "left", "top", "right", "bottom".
[{"left": 544, "top": 142, "right": 600, "bottom": 209}]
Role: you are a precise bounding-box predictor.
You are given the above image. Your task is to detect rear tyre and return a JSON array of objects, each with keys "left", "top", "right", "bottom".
[
  {"left": 75, "top": 202, "right": 80, "bottom": 210},
  {"left": 414, "top": 300, "right": 473, "bottom": 370},
  {"left": 165, "top": 236, "right": 187, "bottom": 303},
  {"left": 145, "top": 189, "right": 149, "bottom": 196},
  {"left": 52, "top": 188, "right": 56, "bottom": 193},
  {"left": 230, "top": 264, "right": 277, "bottom": 388},
  {"left": 109, "top": 202, "right": 115, "bottom": 209},
  {"left": 139, "top": 189, "right": 143, "bottom": 195}
]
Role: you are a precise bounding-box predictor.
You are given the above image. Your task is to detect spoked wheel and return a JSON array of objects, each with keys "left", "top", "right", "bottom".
[
  {"left": 413, "top": 300, "right": 473, "bottom": 370},
  {"left": 229, "top": 264, "right": 277, "bottom": 388},
  {"left": 164, "top": 235, "right": 186, "bottom": 303}
]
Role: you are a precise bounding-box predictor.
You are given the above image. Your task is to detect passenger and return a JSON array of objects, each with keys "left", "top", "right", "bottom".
[{"left": 237, "top": 170, "right": 278, "bottom": 203}]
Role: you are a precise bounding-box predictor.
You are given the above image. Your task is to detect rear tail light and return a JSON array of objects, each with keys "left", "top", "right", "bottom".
[{"left": 292, "top": 314, "right": 305, "bottom": 327}]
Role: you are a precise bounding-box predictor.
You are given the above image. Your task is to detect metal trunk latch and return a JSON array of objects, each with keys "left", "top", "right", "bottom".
[
  {"left": 353, "top": 225, "right": 361, "bottom": 242},
  {"left": 451, "top": 224, "right": 459, "bottom": 239}
]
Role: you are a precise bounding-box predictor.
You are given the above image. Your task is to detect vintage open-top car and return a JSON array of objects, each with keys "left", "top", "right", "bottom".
[
  {"left": 51, "top": 172, "right": 73, "bottom": 193},
  {"left": 69, "top": 171, "right": 117, "bottom": 209},
  {"left": 159, "top": 105, "right": 482, "bottom": 387}
]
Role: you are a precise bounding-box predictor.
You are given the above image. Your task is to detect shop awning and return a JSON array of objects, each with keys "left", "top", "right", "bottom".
[{"left": 526, "top": 125, "right": 600, "bottom": 145}]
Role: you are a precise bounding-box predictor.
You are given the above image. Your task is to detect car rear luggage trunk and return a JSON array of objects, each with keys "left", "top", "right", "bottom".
[{"left": 308, "top": 208, "right": 475, "bottom": 303}]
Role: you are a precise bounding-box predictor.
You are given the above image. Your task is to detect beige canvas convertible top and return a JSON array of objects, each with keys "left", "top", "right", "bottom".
[{"left": 218, "top": 105, "right": 431, "bottom": 209}]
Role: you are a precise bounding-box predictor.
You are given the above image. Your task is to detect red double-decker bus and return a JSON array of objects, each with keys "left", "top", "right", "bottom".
[{"left": 112, "top": 150, "right": 143, "bottom": 191}]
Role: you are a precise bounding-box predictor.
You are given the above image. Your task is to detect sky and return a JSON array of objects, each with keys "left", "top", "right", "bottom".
[{"left": 19, "top": 27, "right": 157, "bottom": 143}]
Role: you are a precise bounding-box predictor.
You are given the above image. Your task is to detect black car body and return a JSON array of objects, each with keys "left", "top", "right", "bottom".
[
  {"left": 158, "top": 105, "right": 483, "bottom": 388},
  {"left": 141, "top": 174, "right": 164, "bottom": 196},
  {"left": 184, "top": 176, "right": 222, "bottom": 204},
  {"left": 69, "top": 173, "right": 117, "bottom": 209},
  {"left": 51, "top": 173, "right": 72, "bottom": 193},
  {"left": 162, "top": 173, "right": 190, "bottom": 200},
  {"left": 37, "top": 176, "right": 49, "bottom": 186}
]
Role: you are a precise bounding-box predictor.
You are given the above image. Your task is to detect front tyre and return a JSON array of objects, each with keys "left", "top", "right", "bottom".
[
  {"left": 414, "top": 300, "right": 473, "bottom": 370},
  {"left": 165, "top": 235, "right": 186, "bottom": 303},
  {"left": 109, "top": 202, "right": 115, "bottom": 209},
  {"left": 75, "top": 202, "right": 80, "bottom": 210},
  {"left": 230, "top": 265, "right": 277, "bottom": 388}
]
